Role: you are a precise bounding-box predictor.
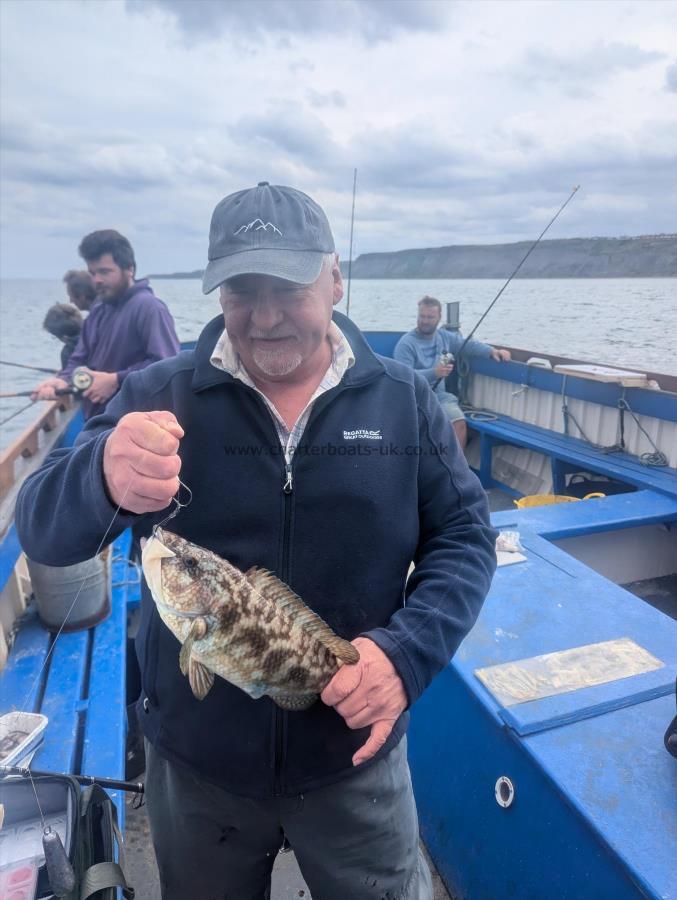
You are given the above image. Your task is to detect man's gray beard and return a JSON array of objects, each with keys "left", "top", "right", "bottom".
[{"left": 252, "top": 347, "right": 304, "bottom": 377}]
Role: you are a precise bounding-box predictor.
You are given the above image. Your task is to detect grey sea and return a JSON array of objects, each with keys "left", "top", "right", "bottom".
[{"left": 1, "top": 276, "right": 675, "bottom": 451}]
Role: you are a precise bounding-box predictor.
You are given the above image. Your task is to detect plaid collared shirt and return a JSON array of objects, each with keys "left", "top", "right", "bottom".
[{"left": 210, "top": 322, "right": 355, "bottom": 469}]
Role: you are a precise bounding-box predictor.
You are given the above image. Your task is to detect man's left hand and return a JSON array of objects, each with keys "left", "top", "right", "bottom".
[
  {"left": 490, "top": 348, "right": 511, "bottom": 362},
  {"left": 82, "top": 369, "right": 119, "bottom": 404},
  {"left": 321, "top": 636, "right": 407, "bottom": 767}
]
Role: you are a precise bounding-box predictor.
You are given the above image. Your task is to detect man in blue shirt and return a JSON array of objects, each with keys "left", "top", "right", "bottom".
[{"left": 394, "top": 295, "right": 511, "bottom": 448}]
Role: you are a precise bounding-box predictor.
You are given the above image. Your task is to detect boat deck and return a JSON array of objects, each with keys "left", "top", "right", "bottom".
[{"left": 409, "top": 492, "right": 677, "bottom": 899}]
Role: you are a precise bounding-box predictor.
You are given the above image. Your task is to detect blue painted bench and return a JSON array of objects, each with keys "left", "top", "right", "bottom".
[
  {"left": 467, "top": 411, "right": 677, "bottom": 499},
  {"left": 491, "top": 487, "right": 677, "bottom": 539},
  {"left": 0, "top": 528, "right": 136, "bottom": 824},
  {"left": 464, "top": 356, "right": 677, "bottom": 499}
]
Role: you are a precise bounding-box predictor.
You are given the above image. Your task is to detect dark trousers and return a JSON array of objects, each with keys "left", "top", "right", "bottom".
[{"left": 145, "top": 738, "right": 433, "bottom": 900}]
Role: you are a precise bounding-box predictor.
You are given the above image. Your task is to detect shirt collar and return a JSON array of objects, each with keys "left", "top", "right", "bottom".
[{"left": 210, "top": 321, "right": 355, "bottom": 385}]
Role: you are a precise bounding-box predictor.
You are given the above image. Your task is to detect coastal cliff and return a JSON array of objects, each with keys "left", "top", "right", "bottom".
[
  {"left": 341, "top": 235, "right": 677, "bottom": 279},
  {"left": 148, "top": 235, "right": 677, "bottom": 279}
]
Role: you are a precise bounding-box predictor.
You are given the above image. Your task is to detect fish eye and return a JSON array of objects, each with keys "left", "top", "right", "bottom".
[{"left": 183, "top": 556, "right": 199, "bottom": 570}]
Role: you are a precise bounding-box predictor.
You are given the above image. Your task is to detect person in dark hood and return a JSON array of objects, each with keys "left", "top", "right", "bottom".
[
  {"left": 32, "top": 230, "right": 180, "bottom": 418},
  {"left": 43, "top": 302, "right": 83, "bottom": 369}
]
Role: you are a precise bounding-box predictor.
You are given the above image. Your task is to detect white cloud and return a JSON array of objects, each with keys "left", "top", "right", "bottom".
[
  {"left": 126, "top": 0, "right": 451, "bottom": 44},
  {"left": 0, "top": 0, "right": 676, "bottom": 276},
  {"left": 666, "top": 61, "right": 677, "bottom": 91}
]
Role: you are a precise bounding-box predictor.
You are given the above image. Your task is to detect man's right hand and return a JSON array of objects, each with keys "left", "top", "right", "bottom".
[
  {"left": 31, "top": 377, "right": 69, "bottom": 401},
  {"left": 103, "top": 411, "right": 184, "bottom": 513},
  {"left": 434, "top": 362, "right": 454, "bottom": 380}
]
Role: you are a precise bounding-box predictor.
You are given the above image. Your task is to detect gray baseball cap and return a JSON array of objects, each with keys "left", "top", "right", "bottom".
[{"left": 202, "top": 182, "right": 336, "bottom": 294}]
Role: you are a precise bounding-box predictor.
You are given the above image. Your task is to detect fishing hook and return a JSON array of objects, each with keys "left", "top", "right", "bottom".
[{"left": 152, "top": 479, "right": 193, "bottom": 537}]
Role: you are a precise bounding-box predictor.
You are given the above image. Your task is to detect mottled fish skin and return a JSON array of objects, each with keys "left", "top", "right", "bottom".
[{"left": 141, "top": 528, "right": 359, "bottom": 708}]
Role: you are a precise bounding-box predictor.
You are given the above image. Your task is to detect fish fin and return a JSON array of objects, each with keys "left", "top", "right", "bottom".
[
  {"left": 271, "top": 692, "right": 318, "bottom": 711},
  {"left": 179, "top": 637, "right": 192, "bottom": 676},
  {"left": 179, "top": 617, "right": 208, "bottom": 677},
  {"left": 188, "top": 658, "right": 215, "bottom": 700},
  {"left": 245, "top": 567, "right": 360, "bottom": 665}
]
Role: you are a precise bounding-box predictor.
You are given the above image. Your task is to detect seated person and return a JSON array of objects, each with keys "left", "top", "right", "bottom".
[
  {"left": 394, "top": 295, "right": 511, "bottom": 448},
  {"left": 43, "top": 302, "right": 83, "bottom": 369}
]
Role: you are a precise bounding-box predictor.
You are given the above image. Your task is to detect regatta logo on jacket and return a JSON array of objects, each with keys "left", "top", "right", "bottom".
[
  {"left": 234, "top": 218, "right": 282, "bottom": 236},
  {"left": 343, "top": 429, "right": 382, "bottom": 441}
]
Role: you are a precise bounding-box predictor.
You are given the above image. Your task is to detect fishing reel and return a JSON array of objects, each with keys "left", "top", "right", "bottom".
[
  {"left": 439, "top": 352, "right": 455, "bottom": 366},
  {"left": 71, "top": 367, "right": 93, "bottom": 392}
]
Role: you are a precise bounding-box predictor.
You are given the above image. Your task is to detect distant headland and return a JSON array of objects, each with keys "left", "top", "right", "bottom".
[{"left": 147, "top": 234, "right": 677, "bottom": 280}]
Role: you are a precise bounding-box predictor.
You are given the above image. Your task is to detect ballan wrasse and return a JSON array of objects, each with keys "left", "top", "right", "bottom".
[{"left": 141, "top": 529, "right": 359, "bottom": 710}]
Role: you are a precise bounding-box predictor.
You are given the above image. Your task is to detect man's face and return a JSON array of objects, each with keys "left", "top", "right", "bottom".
[
  {"left": 219, "top": 259, "right": 343, "bottom": 382},
  {"left": 86, "top": 253, "right": 134, "bottom": 302},
  {"left": 417, "top": 304, "right": 441, "bottom": 336}
]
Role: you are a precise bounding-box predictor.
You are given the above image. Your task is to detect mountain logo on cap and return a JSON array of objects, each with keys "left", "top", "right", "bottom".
[{"left": 234, "top": 218, "right": 283, "bottom": 236}]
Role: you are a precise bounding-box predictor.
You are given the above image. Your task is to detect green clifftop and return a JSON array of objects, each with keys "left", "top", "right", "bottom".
[
  {"left": 148, "top": 235, "right": 677, "bottom": 279},
  {"left": 343, "top": 235, "right": 677, "bottom": 278}
]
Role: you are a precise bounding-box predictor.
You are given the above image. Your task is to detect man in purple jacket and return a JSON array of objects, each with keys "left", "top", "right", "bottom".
[{"left": 32, "top": 230, "right": 180, "bottom": 418}]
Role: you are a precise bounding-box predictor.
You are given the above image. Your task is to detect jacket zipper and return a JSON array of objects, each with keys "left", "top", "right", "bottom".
[
  {"left": 274, "top": 458, "right": 294, "bottom": 795},
  {"left": 270, "top": 390, "right": 350, "bottom": 795}
]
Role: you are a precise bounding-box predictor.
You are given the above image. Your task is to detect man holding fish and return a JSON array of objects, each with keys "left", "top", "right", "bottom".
[{"left": 17, "top": 182, "right": 497, "bottom": 899}]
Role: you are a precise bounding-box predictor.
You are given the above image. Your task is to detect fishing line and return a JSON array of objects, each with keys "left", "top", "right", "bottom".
[
  {"left": 20, "top": 475, "right": 191, "bottom": 714},
  {"left": 0, "top": 399, "right": 37, "bottom": 427},
  {"left": 8, "top": 440, "right": 190, "bottom": 889},
  {"left": 19, "top": 480, "right": 135, "bottom": 715}
]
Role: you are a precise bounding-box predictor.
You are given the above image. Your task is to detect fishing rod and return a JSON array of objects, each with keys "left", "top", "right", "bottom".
[
  {"left": 345, "top": 167, "right": 358, "bottom": 318},
  {"left": 0, "top": 388, "right": 79, "bottom": 399},
  {"left": 0, "top": 366, "right": 93, "bottom": 433},
  {"left": 433, "top": 185, "right": 580, "bottom": 391},
  {"left": 0, "top": 367, "right": 93, "bottom": 400},
  {"left": 0, "top": 400, "right": 37, "bottom": 427},
  {"left": 1, "top": 764, "right": 144, "bottom": 795},
  {"left": 0, "top": 359, "right": 58, "bottom": 374},
  {"left": 459, "top": 185, "right": 580, "bottom": 355}
]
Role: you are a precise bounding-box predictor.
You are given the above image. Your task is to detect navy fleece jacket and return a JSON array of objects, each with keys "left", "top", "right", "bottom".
[{"left": 16, "top": 311, "right": 496, "bottom": 798}]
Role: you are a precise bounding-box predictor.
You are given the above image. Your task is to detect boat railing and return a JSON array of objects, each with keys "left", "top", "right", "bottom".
[
  {"left": 0, "top": 396, "right": 77, "bottom": 503},
  {"left": 0, "top": 397, "right": 83, "bottom": 668}
]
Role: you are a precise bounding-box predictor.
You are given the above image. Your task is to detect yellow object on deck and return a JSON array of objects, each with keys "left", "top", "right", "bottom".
[{"left": 514, "top": 492, "right": 605, "bottom": 509}]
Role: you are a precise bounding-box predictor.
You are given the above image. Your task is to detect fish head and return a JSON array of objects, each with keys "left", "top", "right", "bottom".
[{"left": 141, "top": 529, "right": 221, "bottom": 636}]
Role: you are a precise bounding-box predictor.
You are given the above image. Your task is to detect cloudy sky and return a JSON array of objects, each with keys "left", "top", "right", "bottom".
[{"left": 1, "top": 0, "right": 676, "bottom": 277}]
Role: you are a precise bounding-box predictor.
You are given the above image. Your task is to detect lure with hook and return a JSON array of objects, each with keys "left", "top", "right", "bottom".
[{"left": 150, "top": 478, "right": 193, "bottom": 543}]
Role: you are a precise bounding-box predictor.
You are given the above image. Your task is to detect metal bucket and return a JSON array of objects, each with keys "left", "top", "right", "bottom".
[{"left": 25, "top": 548, "right": 111, "bottom": 633}]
